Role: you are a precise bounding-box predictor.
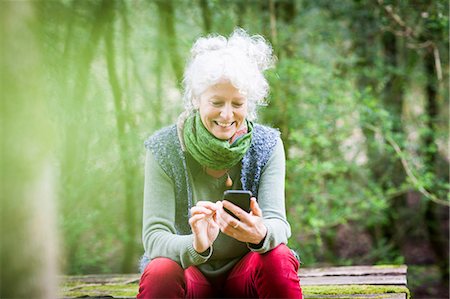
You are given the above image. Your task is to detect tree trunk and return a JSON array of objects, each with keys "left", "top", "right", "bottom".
[
  {"left": 104, "top": 0, "right": 137, "bottom": 273},
  {"left": 199, "top": 0, "right": 212, "bottom": 33},
  {"left": 423, "top": 47, "right": 449, "bottom": 285},
  {"left": 349, "top": 4, "right": 407, "bottom": 254},
  {"left": 380, "top": 31, "right": 407, "bottom": 247},
  {"left": 234, "top": 0, "right": 247, "bottom": 28},
  {"left": 1, "top": 1, "right": 58, "bottom": 297},
  {"left": 260, "top": 0, "right": 295, "bottom": 159},
  {"left": 155, "top": 0, "right": 183, "bottom": 86},
  {"left": 60, "top": 0, "right": 111, "bottom": 270},
  {"left": 60, "top": 0, "right": 111, "bottom": 185}
]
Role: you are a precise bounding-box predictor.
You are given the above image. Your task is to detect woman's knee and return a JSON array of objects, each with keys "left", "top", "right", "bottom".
[
  {"left": 138, "top": 257, "right": 186, "bottom": 298},
  {"left": 258, "top": 244, "right": 300, "bottom": 272},
  {"left": 247, "top": 245, "right": 302, "bottom": 298},
  {"left": 141, "top": 257, "right": 184, "bottom": 281}
]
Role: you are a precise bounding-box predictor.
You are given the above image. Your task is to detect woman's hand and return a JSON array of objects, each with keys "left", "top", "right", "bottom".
[
  {"left": 216, "top": 197, "right": 267, "bottom": 244},
  {"left": 189, "top": 201, "right": 220, "bottom": 253}
]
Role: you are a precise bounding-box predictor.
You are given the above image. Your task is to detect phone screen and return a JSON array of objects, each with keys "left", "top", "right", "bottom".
[{"left": 223, "top": 190, "right": 252, "bottom": 219}]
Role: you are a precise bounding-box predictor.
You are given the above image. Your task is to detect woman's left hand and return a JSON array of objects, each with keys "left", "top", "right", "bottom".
[{"left": 216, "top": 197, "right": 267, "bottom": 244}]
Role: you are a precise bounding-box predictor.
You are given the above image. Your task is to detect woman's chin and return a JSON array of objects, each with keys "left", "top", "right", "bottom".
[
  {"left": 212, "top": 129, "right": 235, "bottom": 140},
  {"left": 209, "top": 123, "right": 236, "bottom": 140}
]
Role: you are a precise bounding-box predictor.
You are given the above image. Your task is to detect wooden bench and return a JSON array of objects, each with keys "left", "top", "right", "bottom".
[{"left": 59, "top": 265, "right": 409, "bottom": 298}]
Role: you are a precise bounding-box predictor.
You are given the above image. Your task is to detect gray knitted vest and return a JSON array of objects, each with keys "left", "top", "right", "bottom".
[{"left": 144, "top": 123, "right": 280, "bottom": 235}]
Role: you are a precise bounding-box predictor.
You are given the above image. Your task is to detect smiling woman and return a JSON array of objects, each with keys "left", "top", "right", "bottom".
[{"left": 137, "top": 28, "right": 302, "bottom": 298}]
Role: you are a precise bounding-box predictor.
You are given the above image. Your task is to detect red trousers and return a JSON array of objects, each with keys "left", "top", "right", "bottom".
[{"left": 137, "top": 244, "right": 302, "bottom": 298}]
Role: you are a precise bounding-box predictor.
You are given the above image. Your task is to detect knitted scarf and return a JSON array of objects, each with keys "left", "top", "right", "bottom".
[{"left": 183, "top": 112, "right": 253, "bottom": 170}]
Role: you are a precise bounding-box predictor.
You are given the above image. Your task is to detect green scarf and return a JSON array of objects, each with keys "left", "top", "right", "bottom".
[{"left": 183, "top": 112, "right": 253, "bottom": 170}]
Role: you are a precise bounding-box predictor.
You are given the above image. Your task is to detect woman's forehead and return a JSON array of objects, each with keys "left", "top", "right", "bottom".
[{"left": 203, "top": 82, "right": 246, "bottom": 99}]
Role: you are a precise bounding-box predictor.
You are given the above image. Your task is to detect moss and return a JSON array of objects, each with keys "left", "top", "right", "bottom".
[
  {"left": 60, "top": 283, "right": 410, "bottom": 299},
  {"left": 59, "top": 283, "right": 139, "bottom": 298},
  {"left": 373, "top": 265, "right": 406, "bottom": 269},
  {"left": 306, "top": 297, "right": 400, "bottom": 299},
  {"left": 303, "top": 285, "right": 410, "bottom": 299}
]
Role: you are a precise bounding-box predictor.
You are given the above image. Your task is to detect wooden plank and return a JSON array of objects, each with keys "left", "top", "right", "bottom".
[
  {"left": 61, "top": 265, "right": 407, "bottom": 283},
  {"left": 59, "top": 265, "right": 409, "bottom": 299},
  {"left": 301, "top": 275, "right": 407, "bottom": 286},
  {"left": 299, "top": 265, "right": 407, "bottom": 277}
]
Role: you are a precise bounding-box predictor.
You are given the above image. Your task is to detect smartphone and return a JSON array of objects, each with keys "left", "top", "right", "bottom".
[{"left": 222, "top": 190, "right": 252, "bottom": 219}]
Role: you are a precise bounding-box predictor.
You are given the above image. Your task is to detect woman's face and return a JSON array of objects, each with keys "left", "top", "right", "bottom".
[{"left": 198, "top": 82, "right": 247, "bottom": 140}]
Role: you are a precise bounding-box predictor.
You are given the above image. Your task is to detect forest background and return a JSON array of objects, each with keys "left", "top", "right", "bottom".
[{"left": 1, "top": 0, "right": 449, "bottom": 298}]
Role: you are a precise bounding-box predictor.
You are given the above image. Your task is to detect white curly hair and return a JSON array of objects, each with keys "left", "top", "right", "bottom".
[{"left": 182, "top": 28, "right": 275, "bottom": 121}]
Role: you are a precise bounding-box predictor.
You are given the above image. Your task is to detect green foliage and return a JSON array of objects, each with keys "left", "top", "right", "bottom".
[{"left": 263, "top": 58, "right": 392, "bottom": 264}]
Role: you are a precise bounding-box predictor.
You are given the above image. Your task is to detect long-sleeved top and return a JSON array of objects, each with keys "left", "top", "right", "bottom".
[{"left": 142, "top": 136, "right": 291, "bottom": 279}]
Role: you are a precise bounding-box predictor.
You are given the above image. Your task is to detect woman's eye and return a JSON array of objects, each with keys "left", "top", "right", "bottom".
[
  {"left": 211, "top": 102, "right": 222, "bottom": 107},
  {"left": 233, "top": 103, "right": 244, "bottom": 108}
]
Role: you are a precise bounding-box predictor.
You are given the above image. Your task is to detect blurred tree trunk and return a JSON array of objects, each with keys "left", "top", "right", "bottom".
[
  {"left": 348, "top": 1, "right": 381, "bottom": 183},
  {"left": 122, "top": 2, "right": 160, "bottom": 129},
  {"left": 104, "top": 0, "right": 138, "bottom": 273},
  {"left": 60, "top": 0, "right": 111, "bottom": 269},
  {"left": 234, "top": 0, "right": 247, "bottom": 28},
  {"left": 154, "top": 32, "right": 164, "bottom": 127},
  {"left": 347, "top": 3, "right": 406, "bottom": 251},
  {"left": 152, "top": 0, "right": 169, "bottom": 127},
  {"left": 62, "top": 0, "right": 110, "bottom": 175},
  {"left": 379, "top": 31, "right": 407, "bottom": 247},
  {"left": 1, "top": 1, "right": 58, "bottom": 297},
  {"left": 268, "top": 0, "right": 279, "bottom": 58},
  {"left": 62, "top": 0, "right": 80, "bottom": 78},
  {"left": 423, "top": 46, "right": 449, "bottom": 284},
  {"left": 155, "top": 0, "right": 183, "bottom": 86},
  {"left": 260, "top": 0, "right": 296, "bottom": 159},
  {"left": 199, "top": 0, "right": 212, "bottom": 33},
  {"left": 381, "top": 32, "right": 404, "bottom": 122}
]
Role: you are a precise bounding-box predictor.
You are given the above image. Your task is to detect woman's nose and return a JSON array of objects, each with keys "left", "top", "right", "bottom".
[{"left": 220, "top": 104, "right": 233, "bottom": 120}]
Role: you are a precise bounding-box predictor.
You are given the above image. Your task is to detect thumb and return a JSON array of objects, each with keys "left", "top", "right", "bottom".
[{"left": 250, "top": 197, "right": 262, "bottom": 217}]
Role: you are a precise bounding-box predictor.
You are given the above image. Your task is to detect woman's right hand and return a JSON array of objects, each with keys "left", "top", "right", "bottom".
[{"left": 189, "top": 201, "right": 221, "bottom": 253}]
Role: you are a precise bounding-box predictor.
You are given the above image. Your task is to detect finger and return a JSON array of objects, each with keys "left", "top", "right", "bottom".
[
  {"left": 209, "top": 218, "right": 219, "bottom": 229},
  {"left": 196, "top": 201, "right": 220, "bottom": 211},
  {"left": 216, "top": 205, "right": 244, "bottom": 231},
  {"left": 231, "top": 220, "right": 240, "bottom": 230},
  {"left": 250, "top": 197, "right": 262, "bottom": 217},
  {"left": 216, "top": 201, "right": 223, "bottom": 209},
  {"left": 217, "top": 216, "right": 240, "bottom": 234},
  {"left": 188, "top": 214, "right": 206, "bottom": 226},
  {"left": 215, "top": 208, "right": 233, "bottom": 231},
  {"left": 214, "top": 208, "right": 227, "bottom": 228},
  {"left": 215, "top": 201, "right": 240, "bottom": 231},
  {"left": 190, "top": 206, "right": 214, "bottom": 216},
  {"left": 222, "top": 200, "right": 250, "bottom": 222}
]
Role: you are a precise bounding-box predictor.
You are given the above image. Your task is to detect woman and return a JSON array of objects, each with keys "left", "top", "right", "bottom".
[{"left": 138, "top": 28, "right": 302, "bottom": 298}]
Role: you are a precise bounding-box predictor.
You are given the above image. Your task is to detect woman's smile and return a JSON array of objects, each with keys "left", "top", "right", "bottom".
[{"left": 215, "top": 121, "right": 235, "bottom": 127}]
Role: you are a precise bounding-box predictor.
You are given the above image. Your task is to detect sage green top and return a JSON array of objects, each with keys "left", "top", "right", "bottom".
[{"left": 142, "top": 137, "right": 291, "bottom": 279}]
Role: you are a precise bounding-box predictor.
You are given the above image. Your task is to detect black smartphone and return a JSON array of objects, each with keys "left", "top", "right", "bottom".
[{"left": 222, "top": 190, "right": 252, "bottom": 219}]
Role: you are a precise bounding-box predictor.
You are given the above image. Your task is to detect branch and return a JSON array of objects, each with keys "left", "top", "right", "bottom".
[
  {"left": 376, "top": 0, "right": 443, "bottom": 81},
  {"left": 377, "top": 0, "right": 418, "bottom": 39},
  {"left": 433, "top": 45, "right": 443, "bottom": 81},
  {"left": 364, "top": 124, "right": 449, "bottom": 207},
  {"left": 269, "top": 0, "right": 278, "bottom": 51}
]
